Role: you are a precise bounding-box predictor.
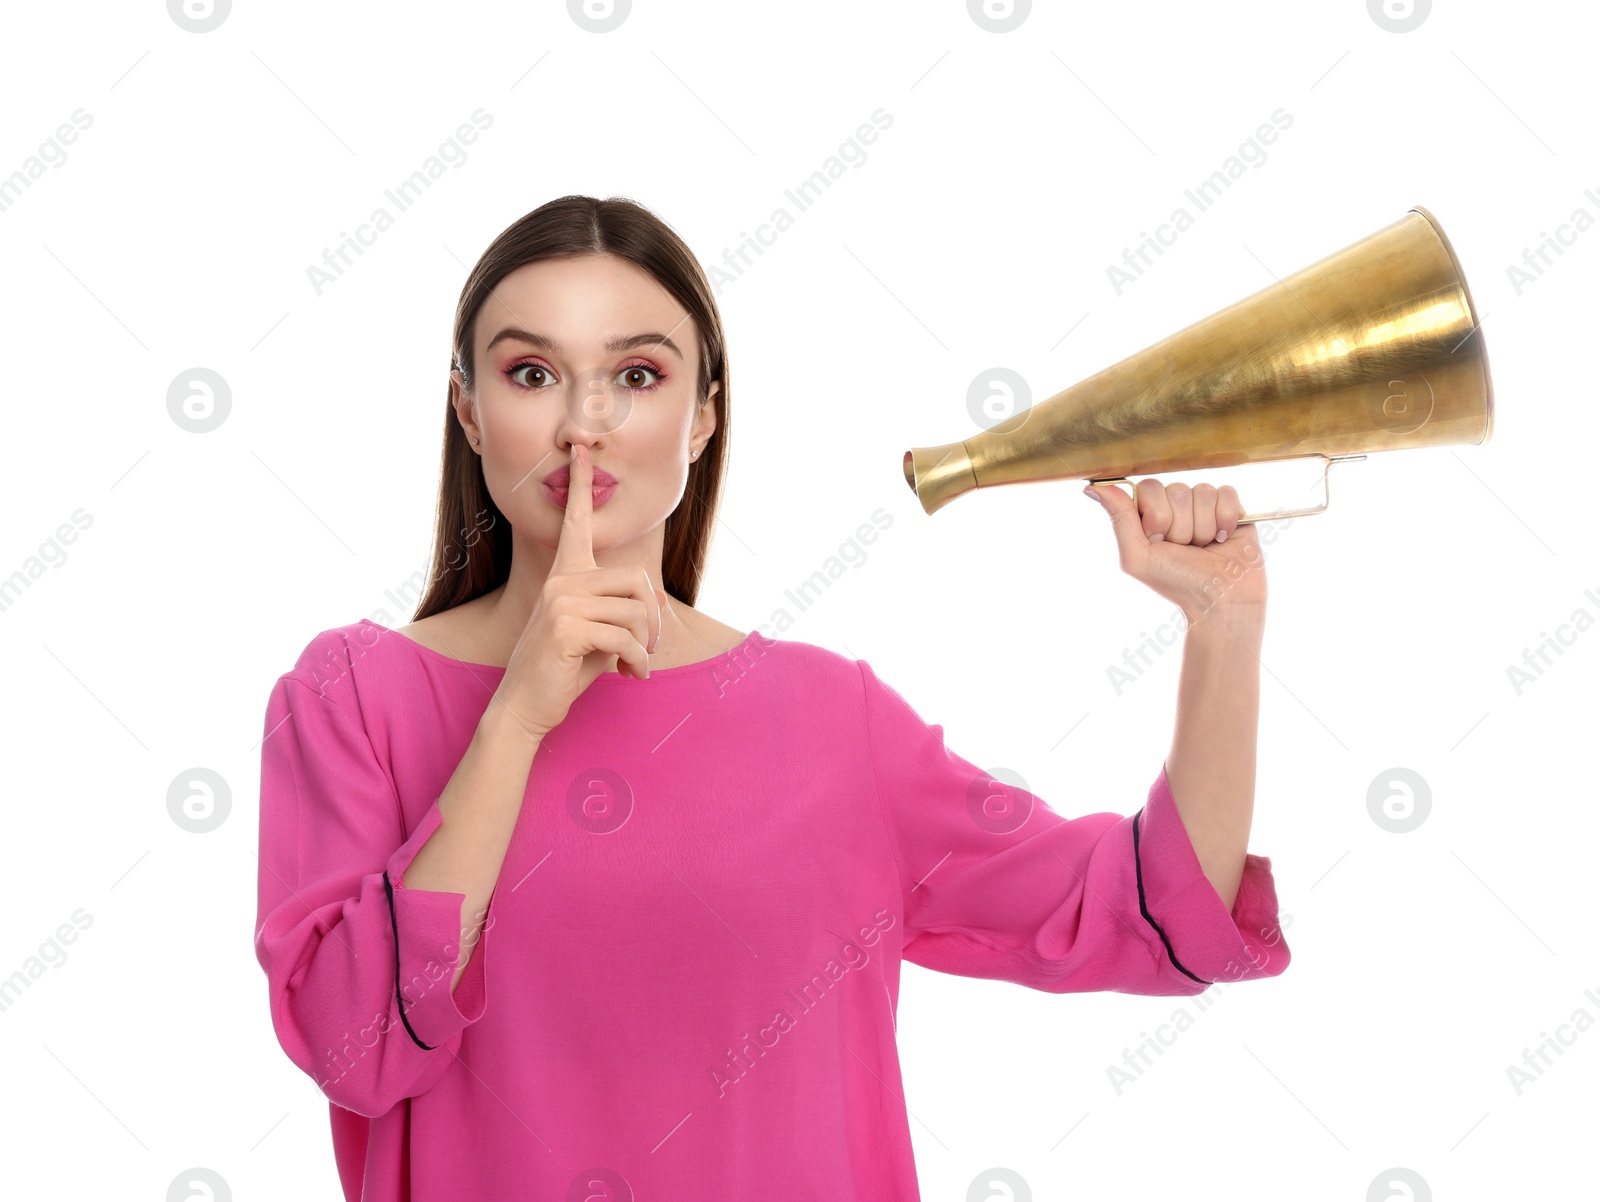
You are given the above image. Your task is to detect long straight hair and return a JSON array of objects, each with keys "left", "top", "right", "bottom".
[{"left": 410, "top": 195, "right": 730, "bottom": 622}]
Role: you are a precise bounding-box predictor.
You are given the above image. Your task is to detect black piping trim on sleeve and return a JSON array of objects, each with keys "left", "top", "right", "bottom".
[
  {"left": 383, "top": 868, "right": 438, "bottom": 1051},
  {"left": 1131, "top": 808, "right": 1207, "bottom": 985}
]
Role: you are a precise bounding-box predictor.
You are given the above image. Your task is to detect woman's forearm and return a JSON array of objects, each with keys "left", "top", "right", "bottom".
[
  {"left": 1163, "top": 604, "right": 1267, "bottom": 911},
  {"left": 403, "top": 703, "right": 543, "bottom": 991}
]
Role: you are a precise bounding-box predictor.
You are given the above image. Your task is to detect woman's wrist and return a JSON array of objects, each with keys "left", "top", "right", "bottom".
[
  {"left": 478, "top": 693, "right": 548, "bottom": 752},
  {"left": 1182, "top": 599, "right": 1267, "bottom": 637}
]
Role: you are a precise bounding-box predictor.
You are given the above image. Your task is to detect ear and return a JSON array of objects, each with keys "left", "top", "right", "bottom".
[
  {"left": 695, "top": 381, "right": 721, "bottom": 443},
  {"left": 451, "top": 370, "right": 480, "bottom": 448}
]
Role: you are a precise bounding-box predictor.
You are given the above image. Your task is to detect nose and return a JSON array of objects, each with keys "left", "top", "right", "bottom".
[{"left": 554, "top": 370, "right": 634, "bottom": 445}]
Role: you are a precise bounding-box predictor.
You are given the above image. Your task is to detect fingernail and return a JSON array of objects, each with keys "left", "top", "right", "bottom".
[
  {"left": 1082, "top": 485, "right": 1105, "bottom": 507},
  {"left": 1216, "top": 529, "right": 1229, "bottom": 543},
  {"left": 1149, "top": 532, "right": 1165, "bottom": 543}
]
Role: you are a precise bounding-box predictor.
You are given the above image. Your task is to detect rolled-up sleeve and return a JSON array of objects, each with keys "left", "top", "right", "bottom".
[
  {"left": 1132, "top": 761, "right": 1289, "bottom": 987},
  {"left": 858, "top": 660, "right": 1290, "bottom": 997},
  {"left": 254, "top": 670, "right": 490, "bottom": 1118}
]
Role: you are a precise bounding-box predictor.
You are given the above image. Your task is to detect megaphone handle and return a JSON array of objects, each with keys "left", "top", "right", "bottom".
[{"left": 1089, "top": 454, "right": 1368, "bottom": 526}]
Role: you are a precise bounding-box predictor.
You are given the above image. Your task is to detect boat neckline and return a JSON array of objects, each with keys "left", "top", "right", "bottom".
[{"left": 357, "top": 618, "right": 761, "bottom": 681}]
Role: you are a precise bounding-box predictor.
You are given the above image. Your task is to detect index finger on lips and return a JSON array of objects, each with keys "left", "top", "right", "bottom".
[{"left": 553, "top": 443, "right": 595, "bottom": 570}]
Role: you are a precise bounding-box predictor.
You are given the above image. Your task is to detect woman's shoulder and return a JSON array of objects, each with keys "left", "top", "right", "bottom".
[
  {"left": 276, "top": 616, "right": 476, "bottom": 710},
  {"left": 734, "top": 625, "right": 874, "bottom": 690},
  {"left": 272, "top": 619, "right": 390, "bottom": 699}
]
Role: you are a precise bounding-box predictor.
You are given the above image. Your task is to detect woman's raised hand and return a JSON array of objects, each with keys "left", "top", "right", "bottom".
[
  {"left": 1082, "top": 478, "right": 1267, "bottom": 622},
  {"left": 491, "top": 443, "right": 664, "bottom": 741}
]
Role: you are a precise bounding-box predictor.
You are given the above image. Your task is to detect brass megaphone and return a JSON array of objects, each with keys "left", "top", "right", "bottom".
[{"left": 902, "top": 206, "right": 1493, "bottom": 522}]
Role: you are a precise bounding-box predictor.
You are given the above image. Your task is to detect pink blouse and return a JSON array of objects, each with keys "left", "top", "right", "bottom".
[{"left": 254, "top": 620, "right": 1290, "bottom": 1200}]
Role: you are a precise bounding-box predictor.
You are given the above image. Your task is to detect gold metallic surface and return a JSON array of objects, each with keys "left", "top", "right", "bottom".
[{"left": 902, "top": 207, "right": 1493, "bottom": 521}]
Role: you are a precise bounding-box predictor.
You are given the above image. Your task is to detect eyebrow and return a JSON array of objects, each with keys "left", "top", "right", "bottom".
[{"left": 484, "top": 327, "right": 685, "bottom": 360}]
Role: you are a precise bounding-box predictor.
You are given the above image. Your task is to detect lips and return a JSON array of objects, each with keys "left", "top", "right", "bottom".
[
  {"left": 544, "top": 464, "right": 618, "bottom": 490},
  {"left": 542, "top": 477, "right": 617, "bottom": 510}
]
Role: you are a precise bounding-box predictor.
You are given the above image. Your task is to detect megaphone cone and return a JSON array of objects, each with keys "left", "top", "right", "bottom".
[{"left": 903, "top": 207, "right": 1492, "bottom": 522}]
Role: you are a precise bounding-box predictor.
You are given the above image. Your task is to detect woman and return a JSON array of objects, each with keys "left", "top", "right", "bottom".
[{"left": 254, "top": 195, "right": 1290, "bottom": 1201}]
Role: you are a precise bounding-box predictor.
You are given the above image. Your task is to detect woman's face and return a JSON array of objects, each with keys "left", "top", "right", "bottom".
[{"left": 453, "top": 253, "right": 718, "bottom": 555}]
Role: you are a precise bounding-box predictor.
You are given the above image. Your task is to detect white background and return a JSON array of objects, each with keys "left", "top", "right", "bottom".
[{"left": 2, "top": 1, "right": 1594, "bottom": 1199}]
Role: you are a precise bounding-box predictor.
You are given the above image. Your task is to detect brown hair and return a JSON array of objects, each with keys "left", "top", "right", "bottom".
[{"left": 410, "top": 195, "right": 730, "bottom": 622}]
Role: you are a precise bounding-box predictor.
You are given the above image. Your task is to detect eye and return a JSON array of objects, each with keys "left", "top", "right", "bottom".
[
  {"left": 508, "top": 361, "right": 553, "bottom": 389},
  {"left": 616, "top": 362, "right": 666, "bottom": 392}
]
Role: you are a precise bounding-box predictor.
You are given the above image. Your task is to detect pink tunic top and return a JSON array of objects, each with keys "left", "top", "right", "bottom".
[{"left": 254, "top": 620, "right": 1290, "bottom": 1200}]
